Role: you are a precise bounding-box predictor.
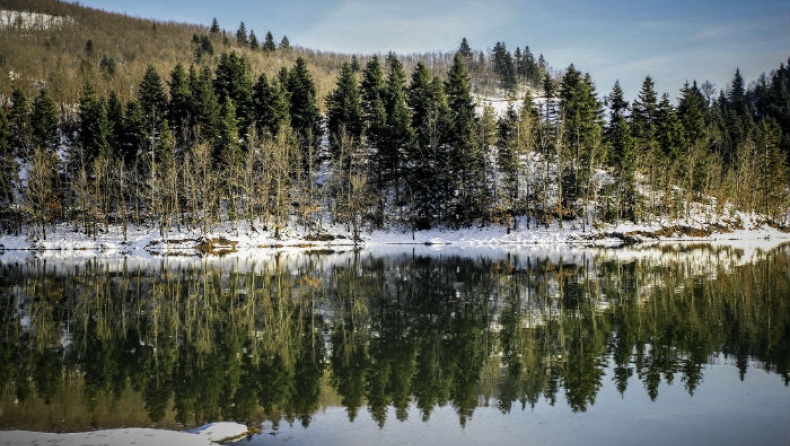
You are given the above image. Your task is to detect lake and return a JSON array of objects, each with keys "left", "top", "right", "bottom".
[{"left": 1, "top": 243, "right": 788, "bottom": 445}]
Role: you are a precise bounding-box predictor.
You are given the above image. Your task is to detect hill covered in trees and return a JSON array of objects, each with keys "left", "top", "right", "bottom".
[{"left": 0, "top": 0, "right": 788, "bottom": 243}]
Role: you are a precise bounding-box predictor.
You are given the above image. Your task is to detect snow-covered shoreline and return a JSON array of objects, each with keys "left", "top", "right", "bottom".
[
  {"left": 0, "top": 422, "right": 251, "bottom": 446},
  {"left": 1, "top": 217, "right": 788, "bottom": 259}
]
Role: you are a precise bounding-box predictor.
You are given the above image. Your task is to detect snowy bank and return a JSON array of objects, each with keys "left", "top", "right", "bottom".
[{"left": 0, "top": 422, "right": 250, "bottom": 446}]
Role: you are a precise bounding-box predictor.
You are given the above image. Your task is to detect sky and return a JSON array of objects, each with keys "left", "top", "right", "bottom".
[{"left": 75, "top": 0, "right": 789, "bottom": 101}]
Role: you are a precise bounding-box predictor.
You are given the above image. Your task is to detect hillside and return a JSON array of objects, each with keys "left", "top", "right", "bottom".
[{"left": 0, "top": 0, "right": 788, "bottom": 250}]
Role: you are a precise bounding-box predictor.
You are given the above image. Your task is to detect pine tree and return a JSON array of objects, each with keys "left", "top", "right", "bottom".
[
  {"left": 216, "top": 99, "right": 241, "bottom": 167},
  {"left": 445, "top": 53, "right": 485, "bottom": 224},
  {"left": 210, "top": 18, "right": 220, "bottom": 34},
  {"left": 605, "top": 80, "right": 636, "bottom": 221},
  {"left": 8, "top": 88, "right": 30, "bottom": 158},
  {"left": 361, "top": 56, "right": 387, "bottom": 151},
  {"left": 263, "top": 31, "right": 276, "bottom": 52},
  {"left": 677, "top": 81, "right": 706, "bottom": 147},
  {"left": 167, "top": 63, "right": 193, "bottom": 145},
  {"left": 326, "top": 63, "right": 363, "bottom": 154},
  {"left": 286, "top": 57, "right": 321, "bottom": 165},
  {"left": 138, "top": 64, "right": 168, "bottom": 140},
  {"left": 78, "top": 82, "right": 111, "bottom": 164},
  {"left": 380, "top": 54, "right": 414, "bottom": 209},
  {"left": 190, "top": 66, "right": 220, "bottom": 142},
  {"left": 0, "top": 107, "right": 18, "bottom": 208},
  {"left": 253, "top": 73, "right": 290, "bottom": 136},
  {"left": 249, "top": 30, "right": 259, "bottom": 50},
  {"left": 106, "top": 91, "right": 124, "bottom": 156},
  {"left": 280, "top": 35, "right": 291, "bottom": 51},
  {"left": 214, "top": 52, "right": 254, "bottom": 132},
  {"left": 31, "top": 89, "right": 59, "bottom": 150},
  {"left": 656, "top": 93, "right": 685, "bottom": 161},
  {"left": 236, "top": 22, "right": 248, "bottom": 46},
  {"left": 121, "top": 100, "right": 145, "bottom": 166}
]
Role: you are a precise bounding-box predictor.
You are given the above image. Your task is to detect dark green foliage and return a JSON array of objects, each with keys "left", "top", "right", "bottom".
[
  {"left": 8, "top": 88, "right": 30, "bottom": 157},
  {"left": 210, "top": 17, "right": 220, "bottom": 34},
  {"left": 121, "top": 100, "right": 145, "bottom": 165},
  {"left": 656, "top": 93, "right": 685, "bottom": 161},
  {"left": 214, "top": 52, "right": 254, "bottom": 132},
  {"left": 31, "top": 89, "right": 59, "bottom": 150},
  {"left": 0, "top": 108, "right": 17, "bottom": 206},
  {"left": 605, "top": 81, "right": 636, "bottom": 221},
  {"left": 190, "top": 66, "right": 220, "bottom": 142},
  {"left": 249, "top": 30, "right": 259, "bottom": 51},
  {"left": 286, "top": 58, "right": 322, "bottom": 161},
  {"left": 326, "top": 63, "right": 363, "bottom": 153},
  {"left": 677, "top": 81, "right": 707, "bottom": 147},
  {"left": 138, "top": 65, "right": 168, "bottom": 136},
  {"left": 253, "top": 73, "right": 290, "bottom": 136},
  {"left": 236, "top": 22, "right": 247, "bottom": 46},
  {"left": 280, "top": 35, "right": 290, "bottom": 51},
  {"left": 445, "top": 53, "right": 486, "bottom": 223},
  {"left": 78, "top": 82, "right": 111, "bottom": 163},
  {"left": 263, "top": 31, "right": 276, "bottom": 52},
  {"left": 378, "top": 54, "right": 414, "bottom": 205},
  {"left": 167, "top": 63, "right": 193, "bottom": 144},
  {"left": 492, "top": 42, "right": 517, "bottom": 93}
]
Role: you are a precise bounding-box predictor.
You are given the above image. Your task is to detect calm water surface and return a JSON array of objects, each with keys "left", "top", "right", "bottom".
[{"left": 0, "top": 244, "right": 788, "bottom": 445}]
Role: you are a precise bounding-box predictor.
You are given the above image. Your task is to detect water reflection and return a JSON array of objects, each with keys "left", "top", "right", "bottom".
[{"left": 0, "top": 244, "right": 788, "bottom": 432}]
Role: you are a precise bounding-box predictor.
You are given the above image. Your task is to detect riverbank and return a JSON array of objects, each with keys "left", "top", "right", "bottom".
[
  {"left": 0, "top": 422, "right": 251, "bottom": 446},
  {"left": 1, "top": 214, "right": 788, "bottom": 257}
]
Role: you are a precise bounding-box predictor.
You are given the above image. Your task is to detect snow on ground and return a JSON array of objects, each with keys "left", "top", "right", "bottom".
[
  {"left": 0, "top": 422, "right": 250, "bottom": 446},
  {"left": 1, "top": 211, "right": 788, "bottom": 262}
]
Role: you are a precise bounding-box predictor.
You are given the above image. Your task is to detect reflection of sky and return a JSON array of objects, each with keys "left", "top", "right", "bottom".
[
  {"left": 250, "top": 357, "right": 790, "bottom": 446},
  {"left": 77, "top": 0, "right": 788, "bottom": 100}
]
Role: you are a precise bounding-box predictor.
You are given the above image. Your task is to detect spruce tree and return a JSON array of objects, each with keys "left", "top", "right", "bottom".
[
  {"left": 655, "top": 93, "right": 686, "bottom": 162},
  {"left": 280, "top": 36, "right": 291, "bottom": 51},
  {"left": 210, "top": 18, "right": 220, "bottom": 34},
  {"left": 78, "top": 82, "right": 111, "bottom": 164},
  {"left": 380, "top": 54, "right": 414, "bottom": 208},
  {"left": 253, "top": 73, "right": 290, "bottom": 136},
  {"left": 605, "top": 80, "right": 636, "bottom": 222},
  {"left": 31, "top": 89, "right": 59, "bottom": 151},
  {"left": 0, "top": 107, "right": 18, "bottom": 207},
  {"left": 445, "top": 53, "right": 485, "bottom": 224},
  {"left": 286, "top": 57, "right": 321, "bottom": 164},
  {"left": 326, "top": 63, "right": 363, "bottom": 154},
  {"left": 168, "top": 63, "right": 193, "bottom": 145},
  {"left": 236, "top": 22, "right": 248, "bottom": 46},
  {"left": 677, "top": 81, "right": 707, "bottom": 147},
  {"left": 214, "top": 52, "right": 254, "bottom": 132},
  {"left": 263, "top": 31, "right": 276, "bottom": 52},
  {"left": 106, "top": 91, "right": 124, "bottom": 155},
  {"left": 138, "top": 65, "right": 168, "bottom": 140},
  {"left": 8, "top": 88, "right": 30, "bottom": 158},
  {"left": 360, "top": 56, "right": 387, "bottom": 151},
  {"left": 249, "top": 30, "right": 259, "bottom": 50},
  {"left": 121, "top": 100, "right": 145, "bottom": 166},
  {"left": 190, "top": 66, "right": 220, "bottom": 142}
]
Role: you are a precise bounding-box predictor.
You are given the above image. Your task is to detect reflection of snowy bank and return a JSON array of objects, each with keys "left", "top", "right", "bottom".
[{"left": 0, "top": 422, "right": 250, "bottom": 446}]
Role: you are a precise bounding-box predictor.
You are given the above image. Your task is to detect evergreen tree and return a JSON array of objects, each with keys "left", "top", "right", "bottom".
[
  {"left": 8, "top": 88, "right": 30, "bottom": 157},
  {"left": 0, "top": 108, "right": 18, "bottom": 207},
  {"left": 677, "top": 81, "right": 706, "bottom": 147},
  {"left": 263, "top": 31, "right": 276, "bottom": 52},
  {"left": 214, "top": 52, "right": 254, "bottom": 131},
  {"left": 138, "top": 65, "right": 168, "bottom": 139},
  {"left": 360, "top": 56, "right": 387, "bottom": 151},
  {"left": 605, "top": 81, "right": 636, "bottom": 221},
  {"left": 249, "top": 30, "right": 259, "bottom": 50},
  {"left": 655, "top": 93, "right": 686, "bottom": 162},
  {"left": 210, "top": 17, "right": 220, "bottom": 34},
  {"left": 445, "top": 53, "right": 485, "bottom": 223},
  {"left": 326, "top": 63, "right": 363, "bottom": 154},
  {"left": 632, "top": 76, "right": 658, "bottom": 144},
  {"left": 78, "top": 82, "right": 111, "bottom": 164},
  {"left": 280, "top": 35, "right": 291, "bottom": 51},
  {"left": 168, "top": 63, "right": 193, "bottom": 144},
  {"left": 559, "top": 65, "right": 602, "bottom": 217},
  {"left": 286, "top": 57, "right": 322, "bottom": 163},
  {"left": 236, "top": 22, "right": 248, "bottom": 46},
  {"left": 215, "top": 99, "right": 242, "bottom": 166},
  {"left": 121, "top": 100, "right": 145, "bottom": 166},
  {"left": 253, "top": 73, "right": 290, "bottom": 136},
  {"left": 106, "top": 91, "right": 124, "bottom": 154},
  {"left": 190, "top": 66, "right": 220, "bottom": 142},
  {"left": 380, "top": 54, "right": 414, "bottom": 208},
  {"left": 31, "top": 89, "right": 59, "bottom": 150}
]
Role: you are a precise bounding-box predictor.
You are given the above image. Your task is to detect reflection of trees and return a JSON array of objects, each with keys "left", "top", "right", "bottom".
[{"left": 0, "top": 244, "right": 788, "bottom": 431}]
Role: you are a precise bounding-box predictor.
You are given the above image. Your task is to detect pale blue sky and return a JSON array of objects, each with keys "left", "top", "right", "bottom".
[{"left": 77, "top": 0, "right": 788, "bottom": 101}]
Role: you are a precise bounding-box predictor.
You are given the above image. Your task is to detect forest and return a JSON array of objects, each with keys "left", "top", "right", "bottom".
[{"left": 1, "top": 0, "right": 789, "bottom": 240}]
